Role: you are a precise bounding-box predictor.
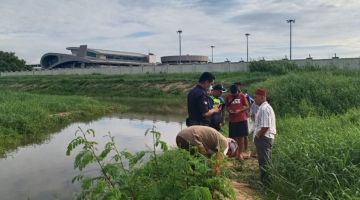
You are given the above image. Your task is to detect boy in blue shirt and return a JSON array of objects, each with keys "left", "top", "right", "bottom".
[{"left": 209, "top": 84, "right": 227, "bottom": 131}]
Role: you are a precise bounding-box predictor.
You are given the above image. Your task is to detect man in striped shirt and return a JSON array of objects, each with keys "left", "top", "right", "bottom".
[{"left": 253, "top": 88, "right": 276, "bottom": 186}]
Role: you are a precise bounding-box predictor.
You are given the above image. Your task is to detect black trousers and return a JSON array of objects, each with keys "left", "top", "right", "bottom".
[{"left": 254, "top": 136, "right": 273, "bottom": 185}]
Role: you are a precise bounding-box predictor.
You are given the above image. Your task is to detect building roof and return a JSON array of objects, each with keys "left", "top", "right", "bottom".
[
  {"left": 66, "top": 47, "right": 147, "bottom": 57},
  {"left": 161, "top": 55, "right": 208, "bottom": 63}
]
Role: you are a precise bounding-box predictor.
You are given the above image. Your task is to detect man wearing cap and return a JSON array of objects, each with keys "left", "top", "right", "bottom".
[
  {"left": 176, "top": 125, "right": 237, "bottom": 157},
  {"left": 209, "top": 84, "right": 227, "bottom": 131},
  {"left": 253, "top": 88, "right": 276, "bottom": 185},
  {"left": 186, "top": 72, "right": 220, "bottom": 127}
]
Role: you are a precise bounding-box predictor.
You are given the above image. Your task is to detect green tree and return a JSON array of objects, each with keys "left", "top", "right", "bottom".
[{"left": 0, "top": 51, "right": 29, "bottom": 72}]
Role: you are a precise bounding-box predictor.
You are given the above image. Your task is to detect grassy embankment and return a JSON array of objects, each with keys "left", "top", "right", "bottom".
[
  {"left": 0, "top": 72, "right": 269, "bottom": 114},
  {"left": 0, "top": 72, "right": 268, "bottom": 156},
  {"left": 0, "top": 91, "right": 124, "bottom": 156}
]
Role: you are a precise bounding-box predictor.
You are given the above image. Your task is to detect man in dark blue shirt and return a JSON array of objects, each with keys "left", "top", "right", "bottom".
[{"left": 186, "top": 72, "right": 220, "bottom": 126}]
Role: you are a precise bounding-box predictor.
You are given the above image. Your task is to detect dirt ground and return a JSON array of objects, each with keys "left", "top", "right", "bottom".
[
  {"left": 228, "top": 155, "right": 264, "bottom": 200},
  {"left": 231, "top": 180, "right": 258, "bottom": 200}
]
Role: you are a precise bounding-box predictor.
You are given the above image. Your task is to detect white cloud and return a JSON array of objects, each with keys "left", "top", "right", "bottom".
[{"left": 0, "top": 0, "right": 359, "bottom": 63}]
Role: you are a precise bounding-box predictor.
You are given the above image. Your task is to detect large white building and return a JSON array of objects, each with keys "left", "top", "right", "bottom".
[{"left": 41, "top": 45, "right": 156, "bottom": 69}]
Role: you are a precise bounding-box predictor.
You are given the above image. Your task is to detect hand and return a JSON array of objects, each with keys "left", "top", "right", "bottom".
[
  {"left": 231, "top": 109, "right": 241, "bottom": 114},
  {"left": 212, "top": 106, "right": 220, "bottom": 113}
]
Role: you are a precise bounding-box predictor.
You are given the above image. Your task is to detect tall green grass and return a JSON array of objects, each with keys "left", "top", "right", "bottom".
[
  {"left": 250, "top": 71, "right": 360, "bottom": 199},
  {"left": 269, "top": 111, "right": 360, "bottom": 199},
  {"left": 250, "top": 71, "right": 360, "bottom": 117}
]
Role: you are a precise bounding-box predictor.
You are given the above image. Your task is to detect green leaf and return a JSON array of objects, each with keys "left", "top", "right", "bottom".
[{"left": 74, "top": 150, "right": 95, "bottom": 170}]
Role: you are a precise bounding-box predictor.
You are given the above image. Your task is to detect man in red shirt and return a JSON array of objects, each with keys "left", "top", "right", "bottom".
[{"left": 226, "top": 84, "right": 249, "bottom": 160}]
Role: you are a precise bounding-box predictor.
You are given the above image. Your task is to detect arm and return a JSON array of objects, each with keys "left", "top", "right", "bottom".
[
  {"left": 255, "top": 127, "right": 269, "bottom": 138},
  {"left": 220, "top": 105, "right": 226, "bottom": 124},
  {"left": 201, "top": 95, "right": 219, "bottom": 117},
  {"left": 203, "top": 106, "right": 220, "bottom": 117},
  {"left": 229, "top": 96, "right": 249, "bottom": 114},
  {"left": 233, "top": 103, "right": 249, "bottom": 113},
  {"left": 197, "top": 145, "right": 208, "bottom": 156}
]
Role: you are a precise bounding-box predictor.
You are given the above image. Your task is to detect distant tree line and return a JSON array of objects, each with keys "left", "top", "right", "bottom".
[{"left": 0, "top": 51, "right": 31, "bottom": 72}]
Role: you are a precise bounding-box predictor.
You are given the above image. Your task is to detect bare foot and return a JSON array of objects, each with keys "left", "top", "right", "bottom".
[
  {"left": 237, "top": 155, "right": 244, "bottom": 161},
  {"left": 242, "top": 153, "right": 250, "bottom": 159}
]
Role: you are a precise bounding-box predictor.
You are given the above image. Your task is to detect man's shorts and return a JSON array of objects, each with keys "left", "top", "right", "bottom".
[{"left": 229, "top": 120, "right": 249, "bottom": 138}]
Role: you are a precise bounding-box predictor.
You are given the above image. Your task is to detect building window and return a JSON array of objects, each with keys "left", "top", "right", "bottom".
[
  {"left": 105, "top": 54, "right": 147, "bottom": 62},
  {"left": 87, "top": 51, "right": 97, "bottom": 58}
]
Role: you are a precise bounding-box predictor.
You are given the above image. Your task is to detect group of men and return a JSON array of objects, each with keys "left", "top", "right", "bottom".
[{"left": 176, "top": 72, "right": 276, "bottom": 185}]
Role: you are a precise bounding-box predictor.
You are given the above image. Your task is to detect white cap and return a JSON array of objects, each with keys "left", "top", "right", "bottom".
[{"left": 225, "top": 138, "right": 238, "bottom": 155}]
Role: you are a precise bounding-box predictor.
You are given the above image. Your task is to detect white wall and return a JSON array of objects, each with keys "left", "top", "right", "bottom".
[{"left": 1, "top": 57, "right": 360, "bottom": 77}]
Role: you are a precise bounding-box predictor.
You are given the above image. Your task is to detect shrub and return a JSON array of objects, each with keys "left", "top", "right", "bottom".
[{"left": 0, "top": 51, "right": 29, "bottom": 72}]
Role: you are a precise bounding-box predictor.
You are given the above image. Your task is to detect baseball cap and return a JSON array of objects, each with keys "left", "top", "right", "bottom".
[
  {"left": 212, "top": 84, "right": 227, "bottom": 92},
  {"left": 255, "top": 88, "right": 267, "bottom": 97}
]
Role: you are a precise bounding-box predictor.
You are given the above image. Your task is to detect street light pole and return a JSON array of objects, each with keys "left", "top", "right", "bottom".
[
  {"left": 245, "top": 33, "right": 250, "bottom": 62},
  {"left": 210, "top": 45, "right": 215, "bottom": 63},
  {"left": 177, "top": 30, "right": 182, "bottom": 64},
  {"left": 286, "top": 19, "right": 295, "bottom": 60}
]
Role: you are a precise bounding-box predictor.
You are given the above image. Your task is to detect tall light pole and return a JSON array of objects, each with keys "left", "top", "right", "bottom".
[
  {"left": 177, "top": 30, "right": 182, "bottom": 64},
  {"left": 210, "top": 45, "right": 215, "bottom": 63},
  {"left": 286, "top": 19, "right": 295, "bottom": 60},
  {"left": 245, "top": 33, "right": 250, "bottom": 62}
]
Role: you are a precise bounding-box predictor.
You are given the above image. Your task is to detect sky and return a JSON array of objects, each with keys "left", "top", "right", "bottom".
[{"left": 0, "top": 0, "right": 360, "bottom": 64}]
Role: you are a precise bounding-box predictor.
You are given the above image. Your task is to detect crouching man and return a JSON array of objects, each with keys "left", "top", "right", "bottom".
[{"left": 176, "top": 125, "right": 238, "bottom": 175}]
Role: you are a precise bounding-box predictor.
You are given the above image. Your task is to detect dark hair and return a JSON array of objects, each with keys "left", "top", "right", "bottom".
[
  {"left": 233, "top": 82, "right": 242, "bottom": 92},
  {"left": 230, "top": 84, "right": 238, "bottom": 94},
  {"left": 198, "top": 72, "right": 215, "bottom": 83},
  {"left": 233, "top": 82, "right": 242, "bottom": 86}
]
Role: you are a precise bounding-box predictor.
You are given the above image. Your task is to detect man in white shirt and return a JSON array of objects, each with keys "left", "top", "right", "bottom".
[{"left": 253, "top": 88, "right": 276, "bottom": 185}]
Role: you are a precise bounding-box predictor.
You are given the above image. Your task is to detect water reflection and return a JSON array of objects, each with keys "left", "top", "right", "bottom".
[{"left": 0, "top": 115, "right": 184, "bottom": 200}]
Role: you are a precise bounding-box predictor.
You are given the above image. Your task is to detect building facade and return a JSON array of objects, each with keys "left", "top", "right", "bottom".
[{"left": 40, "top": 45, "right": 156, "bottom": 69}]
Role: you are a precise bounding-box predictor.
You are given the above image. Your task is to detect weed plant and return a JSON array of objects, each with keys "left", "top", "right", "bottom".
[{"left": 67, "top": 127, "right": 236, "bottom": 200}]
